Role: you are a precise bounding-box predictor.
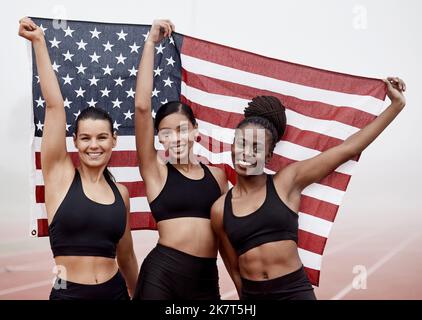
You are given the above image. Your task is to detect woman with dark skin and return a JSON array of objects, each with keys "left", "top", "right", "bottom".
[
  {"left": 19, "top": 17, "right": 138, "bottom": 299},
  {"left": 211, "top": 79, "right": 406, "bottom": 300},
  {"left": 132, "top": 20, "right": 228, "bottom": 300}
]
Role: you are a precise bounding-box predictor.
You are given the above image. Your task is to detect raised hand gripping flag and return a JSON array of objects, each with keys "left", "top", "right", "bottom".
[{"left": 29, "top": 17, "right": 387, "bottom": 286}]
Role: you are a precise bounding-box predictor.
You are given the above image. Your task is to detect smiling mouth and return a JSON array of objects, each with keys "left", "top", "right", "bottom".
[
  {"left": 170, "top": 144, "right": 187, "bottom": 153},
  {"left": 236, "top": 159, "right": 257, "bottom": 168},
  {"left": 86, "top": 152, "right": 103, "bottom": 160}
]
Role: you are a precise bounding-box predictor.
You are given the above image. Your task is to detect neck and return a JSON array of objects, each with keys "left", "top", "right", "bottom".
[
  {"left": 172, "top": 161, "right": 198, "bottom": 172},
  {"left": 78, "top": 164, "right": 107, "bottom": 183},
  {"left": 235, "top": 173, "right": 267, "bottom": 196}
]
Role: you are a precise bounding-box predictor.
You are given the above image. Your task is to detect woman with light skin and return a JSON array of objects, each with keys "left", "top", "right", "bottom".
[
  {"left": 132, "top": 20, "right": 228, "bottom": 300},
  {"left": 211, "top": 79, "right": 406, "bottom": 300},
  {"left": 19, "top": 17, "right": 138, "bottom": 300}
]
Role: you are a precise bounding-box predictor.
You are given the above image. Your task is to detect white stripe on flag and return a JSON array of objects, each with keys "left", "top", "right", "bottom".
[
  {"left": 298, "top": 248, "right": 322, "bottom": 271},
  {"left": 181, "top": 82, "right": 360, "bottom": 140},
  {"left": 181, "top": 54, "right": 385, "bottom": 114},
  {"left": 298, "top": 212, "right": 333, "bottom": 238}
]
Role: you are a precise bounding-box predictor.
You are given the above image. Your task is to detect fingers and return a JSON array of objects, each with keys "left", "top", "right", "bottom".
[
  {"left": 385, "top": 77, "right": 406, "bottom": 92},
  {"left": 153, "top": 19, "right": 175, "bottom": 39}
]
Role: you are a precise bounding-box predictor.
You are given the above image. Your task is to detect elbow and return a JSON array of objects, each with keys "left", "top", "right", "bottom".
[{"left": 135, "top": 100, "right": 150, "bottom": 113}]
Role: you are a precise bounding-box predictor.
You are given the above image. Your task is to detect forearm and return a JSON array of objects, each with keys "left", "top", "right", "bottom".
[
  {"left": 343, "top": 101, "right": 405, "bottom": 155},
  {"left": 118, "top": 253, "right": 139, "bottom": 298},
  {"left": 230, "top": 269, "right": 242, "bottom": 298},
  {"left": 32, "top": 38, "right": 63, "bottom": 108},
  {"left": 134, "top": 41, "right": 155, "bottom": 110}
]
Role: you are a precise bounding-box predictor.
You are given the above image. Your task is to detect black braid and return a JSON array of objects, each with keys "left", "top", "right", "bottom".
[{"left": 237, "top": 96, "right": 287, "bottom": 152}]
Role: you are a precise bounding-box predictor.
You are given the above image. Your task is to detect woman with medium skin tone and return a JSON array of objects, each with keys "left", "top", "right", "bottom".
[
  {"left": 132, "top": 20, "right": 228, "bottom": 300},
  {"left": 211, "top": 79, "right": 406, "bottom": 300},
  {"left": 19, "top": 17, "right": 138, "bottom": 299}
]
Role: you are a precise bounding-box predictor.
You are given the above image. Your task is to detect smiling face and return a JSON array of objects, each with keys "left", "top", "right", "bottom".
[
  {"left": 232, "top": 123, "right": 273, "bottom": 176},
  {"left": 157, "top": 112, "right": 198, "bottom": 163},
  {"left": 73, "top": 119, "right": 116, "bottom": 169}
]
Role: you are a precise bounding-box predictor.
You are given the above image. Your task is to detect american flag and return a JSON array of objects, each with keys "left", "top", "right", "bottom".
[{"left": 29, "top": 17, "right": 387, "bottom": 286}]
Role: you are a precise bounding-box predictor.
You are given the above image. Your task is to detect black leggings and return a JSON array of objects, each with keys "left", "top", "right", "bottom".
[
  {"left": 133, "top": 243, "right": 220, "bottom": 300},
  {"left": 49, "top": 270, "right": 129, "bottom": 300},
  {"left": 240, "top": 265, "right": 316, "bottom": 300}
]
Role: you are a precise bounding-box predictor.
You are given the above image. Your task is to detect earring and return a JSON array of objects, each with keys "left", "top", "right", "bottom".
[
  {"left": 196, "top": 135, "right": 201, "bottom": 142},
  {"left": 165, "top": 150, "right": 170, "bottom": 157}
]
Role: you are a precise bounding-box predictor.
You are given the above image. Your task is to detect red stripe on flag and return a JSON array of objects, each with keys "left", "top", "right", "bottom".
[
  {"left": 182, "top": 69, "right": 377, "bottom": 129},
  {"left": 303, "top": 266, "right": 320, "bottom": 287},
  {"left": 298, "top": 229, "right": 327, "bottom": 255},
  {"left": 181, "top": 36, "right": 387, "bottom": 100},
  {"left": 182, "top": 96, "right": 360, "bottom": 160},
  {"left": 300, "top": 195, "right": 339, "bottom": 222}
]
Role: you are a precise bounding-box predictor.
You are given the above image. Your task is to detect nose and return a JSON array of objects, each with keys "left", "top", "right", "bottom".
[
  {"left": 89, "top": 138, "right": 100, "bottom": 149},
  {"left": 243, "top": 144, "right": 254, "bottom": 158}
]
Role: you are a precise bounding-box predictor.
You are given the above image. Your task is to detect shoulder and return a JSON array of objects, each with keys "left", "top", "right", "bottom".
[
  {"left": 210, "top": 192, "right": 228, "bottom": 231},
  {"left": 115, "top": 183, "right": 130, "bottom": 205},
  {"left": 205, "top": 164, "right": 228, "bottom": 193}
]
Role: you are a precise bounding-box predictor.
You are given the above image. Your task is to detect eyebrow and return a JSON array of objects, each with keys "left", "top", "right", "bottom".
[
  {"left": 78, "top": 132, "right": 110, "bottom": 136},
  {"left": 160, "top": 124, "right": 188, "bottom": 130}
]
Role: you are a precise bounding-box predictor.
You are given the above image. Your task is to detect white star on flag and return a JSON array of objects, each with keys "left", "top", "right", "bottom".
[
  {"left": 87, "top": 98, "right": 97, "bottom": 107},
  {"left": 115, "top": 53, "right": 127, "bottom": 64},
  {"left": 153, "top": 66, "right": 163, "bottom": 77},
  {"left": 155, "top": 44, "right": 165, "bottom": 54},
  {"left": 166, "top": 56, "right": 176, "bottom": 66},
  {"left": 90, "top": 28, "right": 101, "bottom": 39},
  {"left": 151, "top": 88, "right": 160, "bottom": 97},
  {"left": 52, "top": 61, "right": 61, "bottom": 72},
  {"left": 35, "top": 97, "right": 45, "bottom": 108},
  {"left": 49, "top": 37, "right": 61, "bottom": 48},
  {"left": 36, "top": 120, "right": 44, "bottom": 131},
  {"left": 62, "top": 50, "right": 74, "bottom": 61},
  {"left": 113, "top": 121, "right": 121, "bottom": 130},
  {"left": 76, "top": 63, "right": 87, "bottom": 74},
  {"left": 114, "top": 77, "right": 124, "bottom": 86},
  {"left": 126, "top": 88, "right": 135, "bottom": 98},
  {"left": 64, "top": 97, "right": 72, "bottom": 109},
  {"left": 74, "top": 87, "right": 86, "bottom": 98},
  {"left": 112, "top": 98, "right": 122, "bottom": 108},
  {"left": 116, "top": 29, "right": 128, "bottom": 41},
  {"left": 63, "top": 26, "right": 75, "bottom": 37},
  {"left": 102, "top": 65, "right": 114, "bottom": 75},
  {"left": 89, "top": 52, "right": 101, "bottom": 63},
  {"left": 163, "top": 77, "right": 173, "bottom": 88},
  {"left": 129, "top": 42, "right": 140, "bottom": 53},
  {"left": 124, "top": 110, "right": 134, "bottom": 120},
  {"left": 128, "top": 66, "right": 138, "bottom": 76},
  {"left": 76, "top": 39, "right": 87, "bottom": 50},
  {"left": 100, "top": 87, "right": 111, "bottom": 97},
  {"left": 62, "top": 74, "right": 74, "bottom": 85},
  {"left": 89, "top": 75, "right": 100, "bottom": 86},
  {"left": 103, "top": 41, "right": 114, "bottom": 52},
  {"left": 73, "top": 109, "right": 81, "bottom": 119}
]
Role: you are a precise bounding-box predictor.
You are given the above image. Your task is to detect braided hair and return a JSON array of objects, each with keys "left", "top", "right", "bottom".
[{"left": 236, "top": 96, "right": 287, "bottom": 153}]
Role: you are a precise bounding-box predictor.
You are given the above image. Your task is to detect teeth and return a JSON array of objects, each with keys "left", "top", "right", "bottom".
[
  {"left": 87, "top": 152, "right": 102, "bottom": 158},
  {"left": 238, "top": 160, "right": 253, "bottom": 167}
]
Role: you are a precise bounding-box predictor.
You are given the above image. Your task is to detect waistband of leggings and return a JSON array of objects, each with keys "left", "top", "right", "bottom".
[
  {"left": 241, "top": 265, "right": 312, "bottom": 292},
  {"left": 53, "top": 269, "right": 124, "bottom": 289},
  {"left": 147, "top": 243, "right": 218, "bottom": 277}
]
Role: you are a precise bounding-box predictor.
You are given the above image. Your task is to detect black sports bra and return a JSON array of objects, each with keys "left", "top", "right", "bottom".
[
  {"left": 48, "top": 170, "right": 126, "bottom": 258},
  {"left": 223, "top": 174, "right": 298, "bottom": 256},
  {"left": 149, "top": 162, "right": 221, "bottom": 223}
]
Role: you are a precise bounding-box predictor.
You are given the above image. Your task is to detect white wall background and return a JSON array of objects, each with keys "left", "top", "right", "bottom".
[{"left": 1, "top": 0, "right": 421, "bottom": 246}]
